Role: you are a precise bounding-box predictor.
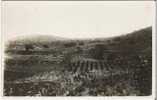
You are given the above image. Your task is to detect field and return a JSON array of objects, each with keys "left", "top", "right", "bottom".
[{"left": 4, "top": 27, "right": 152, "bottom": 96}]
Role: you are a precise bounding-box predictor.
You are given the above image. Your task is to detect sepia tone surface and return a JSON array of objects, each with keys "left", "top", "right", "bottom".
[{"left": 4, "top": 27, "right": 152, "bottom": 96}]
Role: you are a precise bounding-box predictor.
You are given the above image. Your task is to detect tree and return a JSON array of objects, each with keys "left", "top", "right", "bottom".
[
  {"left": 43, "top": 44, "right": 49, "bottom": 48},
  {"left": 90, "top": 44, "right": 106, "bottom": 60},
  {"left": 64, "top": 42, "right": 77, "bottom": 48},
  {"left": 25, "top": 44, "right": 34, "bottom": 51}
]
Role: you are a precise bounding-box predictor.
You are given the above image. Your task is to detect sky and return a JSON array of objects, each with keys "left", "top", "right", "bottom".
[{"left": 2, "top": 1, "right": 155, "bottom": 40}]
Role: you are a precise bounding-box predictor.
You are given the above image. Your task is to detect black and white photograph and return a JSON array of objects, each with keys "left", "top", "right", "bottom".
[{"left": 2, "top": 1, "right": 155, "bottom": 97}]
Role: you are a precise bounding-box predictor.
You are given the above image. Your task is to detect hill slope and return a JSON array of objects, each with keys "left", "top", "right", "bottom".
[{"left": 107, "top": 27, "right": 152, "bottom": 52}]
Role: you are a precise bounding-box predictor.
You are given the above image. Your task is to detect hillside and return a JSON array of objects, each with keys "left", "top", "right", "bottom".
[
  {"left": 4, "top": 27, "right": 152, "bottom": 96},
  {"left": 108, "top": 27, "right": 152, "bottom": 52}
]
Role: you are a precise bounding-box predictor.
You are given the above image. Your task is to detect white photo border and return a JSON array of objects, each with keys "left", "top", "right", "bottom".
[{"left": 0, "top": 1, "right": 156, "bottom": 100}]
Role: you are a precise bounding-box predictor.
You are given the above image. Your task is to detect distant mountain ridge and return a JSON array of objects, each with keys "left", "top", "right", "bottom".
[{"left": 7, "top": 34, "right": 69, "bottom": 44}]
